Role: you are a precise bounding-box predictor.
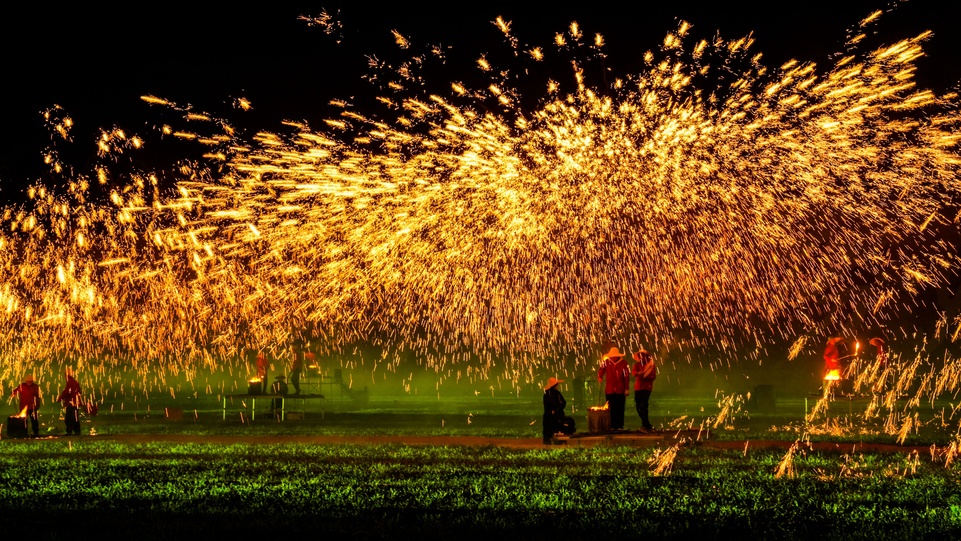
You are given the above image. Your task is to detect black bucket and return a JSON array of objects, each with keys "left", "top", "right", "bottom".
[{"left": 6, "top": 416, "right": 28, "bottom": 438}]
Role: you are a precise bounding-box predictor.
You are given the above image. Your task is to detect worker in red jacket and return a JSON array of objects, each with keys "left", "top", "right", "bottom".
[
  {"left": 56, "top": 370, "right": 83, "bottom": 435},
  {"left": 631, "top": 349, "right": 657, "bottom": 433},
  {"left": 597, "top": 346, "right": 629, "bottom": 430},
  {"left": 11, "top": 374, "right": 42, "bottom": 437},
  {"left": 823, "top": 337, "right": 844, "bottom": 379},
  {"left": 256, "top": 352, "right": 270, "bottom": 394}
]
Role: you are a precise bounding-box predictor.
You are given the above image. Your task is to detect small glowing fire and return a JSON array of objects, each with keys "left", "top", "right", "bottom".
[
  {"left": 823, "top": 370, "right": 841, "bottom": 381},
  {"left": 249, "top": 377, "right": 262, "bottom": 384},
  {"left": 16, "top": 407, "right": 27, "bottom": 418},
  {"left": 589, "top": 402, "right": 610, "bottom": 411}
]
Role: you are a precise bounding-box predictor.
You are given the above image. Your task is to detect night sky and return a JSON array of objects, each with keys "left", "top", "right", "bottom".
[{"left": 2, "top": 1, "right": 959, "bottom": 195}]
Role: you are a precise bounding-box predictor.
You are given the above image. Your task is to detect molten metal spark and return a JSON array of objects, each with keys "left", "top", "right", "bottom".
[{"left": 0, "top": 7, "right": 958, "bottom": 407}]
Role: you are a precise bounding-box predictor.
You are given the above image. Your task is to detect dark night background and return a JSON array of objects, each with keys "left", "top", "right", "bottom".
[{"left": 1, "top": 1, "right": 959, "bottom": 197}]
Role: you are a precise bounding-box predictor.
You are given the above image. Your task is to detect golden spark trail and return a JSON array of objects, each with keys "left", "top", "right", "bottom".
[{"left": 0, "top": 8, "right": 958, "bottom": 392}]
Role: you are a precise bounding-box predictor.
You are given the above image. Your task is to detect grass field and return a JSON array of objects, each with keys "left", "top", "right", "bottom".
[
  {"left": 2, "top": 438, "right": 960, "bottom": 540},
  {"left": 3, "top": 383, "right": 961, "bottom": 540}
]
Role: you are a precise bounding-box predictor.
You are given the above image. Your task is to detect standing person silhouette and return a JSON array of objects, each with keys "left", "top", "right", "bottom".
[
  {"left": 631, "top": 349, "right": 657, "bottom": 433},
  {"left": 11, "top": 374, "right": 42, "bottom": 437},
  {"left": 56, "top": 368, "right": 83, "bottom": 435},
  {"left": 822, "top": 336, "right": 845, "bottom": 395},
  {"left": 597, "top": 346, "right": 630, "bottom": 430},
  {"left": 290, "top": 342, "right": 305, "bottom": 395},
  {"left": 256, "top": 352, "right": 270, "bottom": 394}
]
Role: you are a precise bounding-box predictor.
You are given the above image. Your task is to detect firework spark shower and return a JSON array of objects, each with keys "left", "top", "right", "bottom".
[{"left": 0, "top": 3, "right": 958, "bottom": 386}]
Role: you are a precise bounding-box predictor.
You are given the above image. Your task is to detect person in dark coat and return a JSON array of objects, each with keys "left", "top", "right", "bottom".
[
  {"left": 11, "top": 374, "right": 42, "bottom": 437},
  {"left": 543, "top": 377, "right": 575, "bottom": 444},
  {"left": 56, "top": 369, "right": 83, "bottom": 435}
]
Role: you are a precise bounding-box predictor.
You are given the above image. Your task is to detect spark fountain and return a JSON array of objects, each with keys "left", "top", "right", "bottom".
[{"left": 0, "top": 5, "right": 959, "bottom": 424}]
